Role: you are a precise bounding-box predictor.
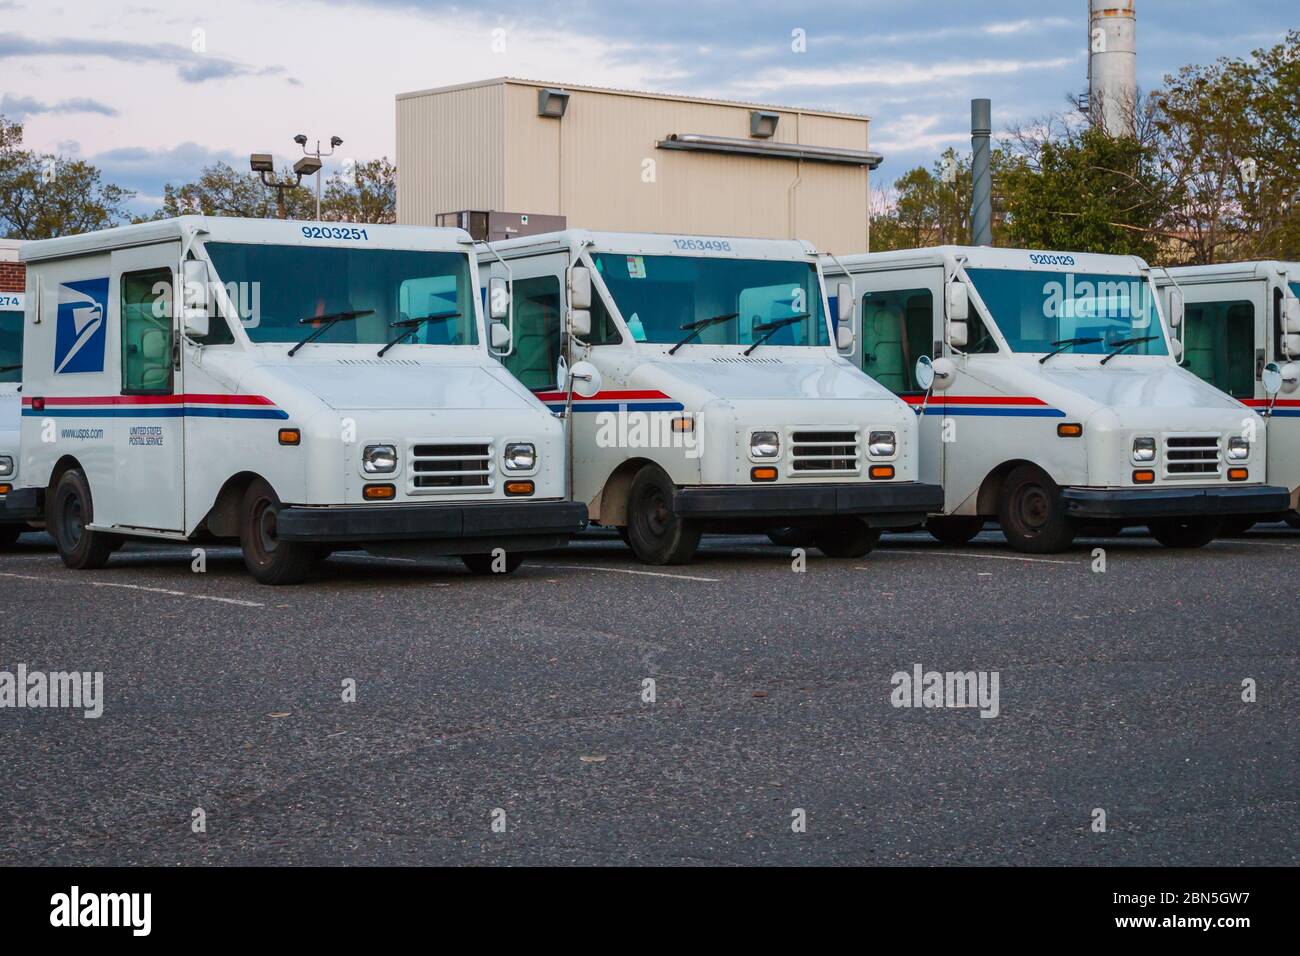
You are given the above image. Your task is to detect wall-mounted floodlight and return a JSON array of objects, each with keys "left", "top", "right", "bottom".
[
  {"left": 294, "top": 155, "right": 323, "bottom": 177},
  {"left": 249, "top": 153, "right": 275, "bottom": 173},
  {"left": 750, "top": 110, "right": 780, "bottom": 138},
  {"left": 538, "top": 88, "right": 570, "bottom": 119},
  {"left": 329, "top": 135, "right": 343, "bottom": 148},
  {"left": 293, "top": 133, "right": 308, "bottom": 146}
]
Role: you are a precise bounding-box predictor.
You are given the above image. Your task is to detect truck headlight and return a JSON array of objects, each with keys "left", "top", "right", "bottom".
[
  {"left": 0, "top": 455, "right": 12, "bottom": 478},
  {"left": 868, "top": 430, "right": 896, "bottom": 457},
  {"left": 750, "top": 431, "right": 780, "bottom": 459},
  {"left": 1132, "top": 437, "right": 1156, "bottom": 462},
  {"left": 362, "top": 444, "right": 398, "bottom": 475},
  {"left": 1227, "top": 436, "right": 1250, "bottom": 460},
  {"left": 503, "top": 442, "right": 536, "bottom": 471}
]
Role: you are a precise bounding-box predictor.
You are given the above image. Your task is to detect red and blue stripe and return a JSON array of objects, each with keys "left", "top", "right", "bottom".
[
  {"left": 21, "top": 394, "right": 289, "bottom": 420},
  {"left": 902, "top": 395, "right": 1066, "bottom": 418},
  {"left": 1242, "top": 398, "right": 1300, "bottom": 419},
  {"left": 534, "top": 389, "right": 684, "bottom": 414}
]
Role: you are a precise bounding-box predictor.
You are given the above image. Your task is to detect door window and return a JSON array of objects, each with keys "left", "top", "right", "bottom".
[
  {"left": 504, "top": 274, "right": 562, "bottom": 391},
  {"left": 121, "top": 268, "right": 174, "bottom": 394},
  {"left": 860, "top": 288, "right": 933, "bottom": 394},
  {"left": 1184, "top": 299, "right": 1254, "bottom": 398}
]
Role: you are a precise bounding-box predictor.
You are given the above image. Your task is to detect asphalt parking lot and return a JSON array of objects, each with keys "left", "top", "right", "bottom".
[{"left": 1, "top": 524, "right": 1296, "bottom": 866}]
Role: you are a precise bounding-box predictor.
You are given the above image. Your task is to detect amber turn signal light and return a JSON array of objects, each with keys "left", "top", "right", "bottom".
[
  {"left": 869, "top": 465, "right": 895, "bottom": 480},
  {"left": 1227, "top": 468, "right": 1248, "bottom": 481},
  {"left": 278, "top": 428, "right": 301, "bottom": 446},
  {"left": 504, "top": 480, "right": 535, "bottom": 496},
  {"left": 363, "top": 483, "right": 396, "bottom": 500},
  {"left": 0, "top": 484, "right": 11, "bottom": 495},
  {"left": 751, "top": 466, "right": 778, "bottom": 482},
  {"left": 1133, "top": 469, "right": 1155, "bottom": 484},
  {"left": 1057, "top": 423, "right": 1083, "bottom": 438}
]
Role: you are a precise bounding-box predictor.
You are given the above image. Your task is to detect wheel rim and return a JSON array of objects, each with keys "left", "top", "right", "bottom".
[
  {"left": 254, "top": 498, "right": 279, "bottom": 555},
  {"left": 1015, "top": 484, "right": 1051, "bottom": 532},
  {"left": 637, "top": 486, "right": 671, "bottom": 539},
  {"left": 61, "top": 491, "right": 84, "bottom": 548}
]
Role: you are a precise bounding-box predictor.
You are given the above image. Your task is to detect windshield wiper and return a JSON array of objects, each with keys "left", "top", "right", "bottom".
[
  {"left": 668, "top": 312, "right": 738, "bottom": 355},
  {"left": 288, "top": 309, "right": 374, "bottom": 357},
  {"left": 1038, "top": 337, "right": 1102, "bottom": 364},
  {"left": 1099, "top": 335, "right": 1158, "bottom": 365},
  {"left": 744, "top": 313, "right": 809, "bottom": 356},
  {"left": 377, "top": 310, "right": 461, "bottom": 357},
  {"left": 0, "top": 363, "right": 20, "bottom": 373}
]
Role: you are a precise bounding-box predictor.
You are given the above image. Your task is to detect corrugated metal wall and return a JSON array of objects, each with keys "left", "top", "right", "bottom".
[
  {"left": 396, "top": 84, "right": 507, "bottom": 225},
  {"left": 398, "top": 80, "right": 871, "bottom": 253}
]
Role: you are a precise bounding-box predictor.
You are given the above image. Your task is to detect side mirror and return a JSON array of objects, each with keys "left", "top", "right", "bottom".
[
  {"left": 488, "top": 276, "right": 510, "bottom": 321},
  {"left": 836, "top": 282, "right": 854, "bottom": 325},
  {"left": 1166, "top": 288, "right": 1184, "bottom": 329},
  {"left": 180, "top": 259, "right": 209, "bottom": 339},
  {"left": 568, "top": 266, "right": 592, "bottom": 311},
  {"left": 490, "top": 322, "right": 511, "bottom": 350},
  {"left": 1263, "top": 361, "right": 1284, "bottom": 396},
  {"left": 947, "top": 319, "right": 969, "bottom": 350},
  {"left": 1284, "top": 333, "right": 1300, "bottom": 359},
  {"left": 1285, "top": 296, "right": 1300, "bottom": 334},
  {"left": 569, "top": 309, "right": 591, "bottom": 339},
  {"left": 836, "top": 325, "right": 854, "bottom": 350},
  {"left": 569, "top": 360, "right": 602, "bottom": 399},
  {"left": 1281, "top": 362, "right": 1300, "bottom": 394},
  {"left": 915, "top": 355, "right": 935, "bottom": 391},
  {"left": 945, "top": 282, "right": 969, "bottom": 321}
]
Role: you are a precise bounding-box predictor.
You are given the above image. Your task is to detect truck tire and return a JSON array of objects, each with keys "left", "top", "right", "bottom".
[
  {"left": 239, "top": 478, "right": 318, "bottom": 585},
  {"left": 0, "top": 525, "right": 21, "bottom": 549},
  {"left": 1148, "top": 517, "right": 1222, "bottom": 549},
  {"left": 1284, "top": 512, "right": 1300, "bottom": 529},
  {"left": 925, "top": 515, "right": 985, "bottom": 546},
  {"left": 461, "top": 552, "right": 525, "bottom": 575},
  {"left": 626, "top": 465, "right": 701, "bottom": 565},
  {"left": 767, "top": 527, "right": 816, "bottom": 547},
  {"left": 813, "top": 519, "right": 881, "bottom": 558},
  {"left": 1219, "top": 516, "right": 1256, "bottom": 537},
  {"left": 49, "top": 469, "right": 117, "bottom": 570},
  {"left": 998, "top": 464, "right": 1076, "bottom": 553}
]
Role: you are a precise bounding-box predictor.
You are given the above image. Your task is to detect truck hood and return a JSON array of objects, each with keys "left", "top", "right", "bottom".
[
  {"left": 1036, "top": 363, "right": 1243, "bottom": 413},
  {"left": 242, "top": 360, "right": 544, "bottom": 413},
  {"left": 631, "top": 355, "right": 898, "bottom": 404}
]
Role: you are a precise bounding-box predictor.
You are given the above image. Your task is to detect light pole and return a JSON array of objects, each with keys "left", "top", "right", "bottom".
[
  {"left": 249, "top": 153, "right": 312, "bottom": 220},
  {"left": 295, "top": 134, "right": 343, "bottom": 221}
]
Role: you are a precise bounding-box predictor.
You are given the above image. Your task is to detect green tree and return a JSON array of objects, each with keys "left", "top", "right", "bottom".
[
  {"left": 1000, "top": 126, "right": 1164, "bottom": 260},
  {"left": 871, "top": 148, "right": 1011, "bottom": 251},
  {"left": 0, "top": 114, "right": 135, "bottom": 239},
  {"left": 155, "top": 161, "right": 316, "bottom": 220},
  {"left": 320, "top": 157, "right": 396, "bottom": 224}
]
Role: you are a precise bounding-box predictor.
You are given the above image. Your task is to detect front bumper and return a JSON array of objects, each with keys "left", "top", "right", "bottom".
[
  {"left": 672, "top": 481, "right": 944, "bottom": 525},
  {"left": 1, "top": 487, "right": 40, "bottom": 523},
  {"left": 275, "top": 498, "right": 588, "bottom": 550},
  {"left": 1061, "top": 484, "right": 1291, "bottom": 521}
]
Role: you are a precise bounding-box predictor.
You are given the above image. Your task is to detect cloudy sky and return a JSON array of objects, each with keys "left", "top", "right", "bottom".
[{"left": 2, "top": 0, "right": 1295, "bottom": 216}]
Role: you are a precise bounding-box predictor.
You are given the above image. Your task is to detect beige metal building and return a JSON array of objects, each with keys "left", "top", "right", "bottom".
[{"left": 395, "top": 77, "right": 881, "bottom": 253}]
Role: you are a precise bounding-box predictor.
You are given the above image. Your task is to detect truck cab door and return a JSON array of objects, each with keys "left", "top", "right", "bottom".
[
  {"left": 107, "top": 242, "right": 184, "bottom": 532},
  {"left": 851, "top": 268, "right": 947, "bottom": 496}
]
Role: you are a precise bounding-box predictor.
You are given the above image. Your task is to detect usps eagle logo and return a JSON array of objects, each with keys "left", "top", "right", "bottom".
[{"left": 54, "top": 277, "right": 109, "bottom": 374}]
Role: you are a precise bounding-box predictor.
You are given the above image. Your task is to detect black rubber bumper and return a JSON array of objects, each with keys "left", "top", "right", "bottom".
[
  {"left": 0, "top": 487, "right": 41, "bottom": 523},
  {"left": 275, "top": 499, "right": 588, "bottom": 544},
  {"left": 672, "top": 481, "right": 944, "bottom": 520},
  {"left": 1061, "top": 484, "right": 1291, "bottom": 521}
]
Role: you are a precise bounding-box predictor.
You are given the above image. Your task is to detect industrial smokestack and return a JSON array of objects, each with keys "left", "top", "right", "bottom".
[
  {"left": 970, "top": 98, "right": 992, "bottom": 246},
  {"left": 1087, "top": 0, "right": 1137, "bottom": 137}
]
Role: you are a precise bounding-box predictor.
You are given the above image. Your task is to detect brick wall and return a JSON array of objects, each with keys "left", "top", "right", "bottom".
[{"left": 0, "top": 261, "right": 25, "bottom": 293}]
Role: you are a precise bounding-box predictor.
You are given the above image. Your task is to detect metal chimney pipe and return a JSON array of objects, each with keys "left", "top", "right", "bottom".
[{"left": 970, "top": 98, "right": 992, "bottom": 246}]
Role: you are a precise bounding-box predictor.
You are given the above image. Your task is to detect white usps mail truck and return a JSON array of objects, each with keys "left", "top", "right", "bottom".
[
  {"left": 480, "top": 230, "right": 943, "bottom": 564},
  {"left": 1156, "top": 261, "right": 1300, "bottom": 530},
  {"left": 9, "top": 216, "right": 586, "bottom": 583},
  {"left": 823, "top": 245, "right": 1289, "bottom": 552},
  {"left": 0, "top": 239, "right": 25, "bottom": 547}
]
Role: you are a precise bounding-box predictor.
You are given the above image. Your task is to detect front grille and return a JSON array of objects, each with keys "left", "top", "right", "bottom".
[
  {"left": 790, "top": 429, "right": 860, "bottom": 475},
  {"left": 1163, "top": 434, "right": 1220, "bottom": 479},
  {"left": 409, "top": 441, "right": 493, "bottom": 493}
]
